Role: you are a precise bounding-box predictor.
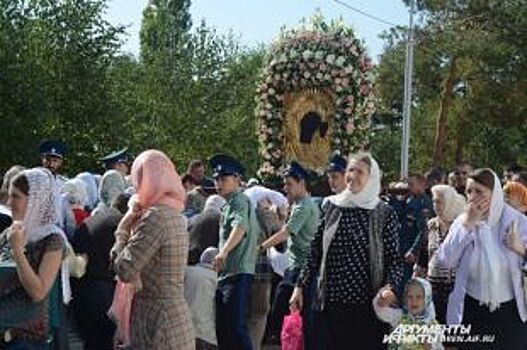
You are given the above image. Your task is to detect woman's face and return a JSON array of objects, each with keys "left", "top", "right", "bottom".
[
  {"left": 432, "top": 192, "right": 445, "bottom": 218},
  {"left": 346, "top": 159, "right": 370, "bottom": 194},
  {"left": 406, "top": 284, "right": 425, "bottom": 316},
  {"left": 465, "top": 179, "right": 492, "bottom": 207},
  {"left": 7, "top": 185, "right": 28, "bottom": 220}
]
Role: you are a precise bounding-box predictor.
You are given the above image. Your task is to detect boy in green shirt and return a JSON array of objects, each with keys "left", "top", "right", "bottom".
[{"left": 211, "top": 154, "right": 258, "bottom": 350}]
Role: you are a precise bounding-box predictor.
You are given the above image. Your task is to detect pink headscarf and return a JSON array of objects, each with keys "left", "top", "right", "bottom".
[{"left": 131, "top": 150, "right": 186, "bottom": 212}]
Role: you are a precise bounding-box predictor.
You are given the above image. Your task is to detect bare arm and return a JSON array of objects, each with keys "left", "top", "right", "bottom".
[
  {"left": 261, "top": 226, "right": 289, "bottom": 250},
  {"left": 12, "top": 247, "right": 62, "bottom": 302}
]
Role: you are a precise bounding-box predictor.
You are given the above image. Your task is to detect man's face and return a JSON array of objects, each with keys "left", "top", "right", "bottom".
[
  {"left": 503, "top": 170, "right": 515, "bottom": 183},
  {"left": 408, "top": 177, "right": 425, "bottom": 196},
  {"left": 191, "top": 165, "right": 205, "bottom": 182},
  {"left": 454, "top": 164, "right": 472, "bottom": 188},
  {"left": 283, "top": 176, "right": 304, "bottom": 202},
  {"left": 114, "top": 162, "right": 129, "bottom": 176},
  {"left": 327, "top": 171, "right": 347, "bottom": 194},
  {"left": 215, "top": 175, "right": 238, "bottom": 198},
  {"left": 42, "top": 155, "right": 63, "bottom": 174}
]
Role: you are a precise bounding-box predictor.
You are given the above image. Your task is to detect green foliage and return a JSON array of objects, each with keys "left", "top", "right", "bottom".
[
  {"left": 375, "top": 0, "right": 527, "bottom": 177},
  {"left": 0, "top": 0, "right": 264, "bottom": 178}
]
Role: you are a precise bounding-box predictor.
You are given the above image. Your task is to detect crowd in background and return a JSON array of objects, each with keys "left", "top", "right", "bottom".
[{"left": 1, "top": 139, "right": 527, "bottom": 350}]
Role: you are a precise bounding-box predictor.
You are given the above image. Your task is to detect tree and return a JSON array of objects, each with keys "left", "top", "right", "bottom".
[{"left": 375, "top": 0, "right": 527, "bottom": 175}]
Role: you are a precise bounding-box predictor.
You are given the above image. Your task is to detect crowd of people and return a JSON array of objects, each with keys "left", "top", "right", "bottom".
[{"left": 1, "top": 139, "right": 527, "bottom": 350}]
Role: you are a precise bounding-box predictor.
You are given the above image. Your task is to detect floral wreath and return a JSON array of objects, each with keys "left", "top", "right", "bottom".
[{"left": 256, "top": 16, "right": 375, "bottom": 183}]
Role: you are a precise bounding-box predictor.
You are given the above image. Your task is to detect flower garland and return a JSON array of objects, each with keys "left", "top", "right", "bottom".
[{"left": 256, "top": 17, "right": 375, "bottom": 182}]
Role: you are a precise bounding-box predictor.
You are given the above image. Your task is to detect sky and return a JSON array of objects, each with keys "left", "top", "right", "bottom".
[{"left": 105, "top": 0, "right": 410, "bottom": 62}]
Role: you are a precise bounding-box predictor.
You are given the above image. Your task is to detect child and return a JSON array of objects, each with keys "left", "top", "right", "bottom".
[{"left": 373, "top": 278, "right": 444, "bottom": 350}]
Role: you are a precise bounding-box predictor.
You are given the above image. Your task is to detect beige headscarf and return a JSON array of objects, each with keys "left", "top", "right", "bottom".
[{"left": 431, "top": 184, "right": 466, "bottom": 222}]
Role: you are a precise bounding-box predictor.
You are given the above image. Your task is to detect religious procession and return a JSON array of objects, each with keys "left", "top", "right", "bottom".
[{"left": 1, "top": 1, "right": 526, "bottom": 350}]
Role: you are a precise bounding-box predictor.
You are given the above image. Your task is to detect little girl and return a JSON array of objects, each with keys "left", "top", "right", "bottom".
[{"left": 373, "top": 278, "right": 444, "bottom": 350}]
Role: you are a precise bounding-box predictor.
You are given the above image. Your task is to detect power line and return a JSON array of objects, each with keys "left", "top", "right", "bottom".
[{"left": 333, "top": 0, "right": 401, "bottom": 27}]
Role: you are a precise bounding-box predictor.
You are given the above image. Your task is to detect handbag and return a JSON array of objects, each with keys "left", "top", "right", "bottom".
[{"left": 281, "top": 311, "right": 304, "bottom": 350}]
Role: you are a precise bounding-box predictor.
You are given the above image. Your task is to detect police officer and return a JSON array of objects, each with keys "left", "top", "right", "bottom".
[
  {"left": 210, "top": 154, "right": 259, "bottom": 350},
  {"left": 39, "top": 139, "right": 67, "bottom": 182},
  {"left": 326, "top": 154, "right": 347, "bottom": 194},
  {"left": 99, "top": 147, "right": 130, "bottom": 177}
]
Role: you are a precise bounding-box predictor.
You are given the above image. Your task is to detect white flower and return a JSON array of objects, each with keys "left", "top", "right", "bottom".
[
  {"left": 326, "top": 54, "right": 336, "bottom": 64},
  {"left": 314, "top": 50, "right": 324, "bottom": 60},
  {"left": 304, "top": 71, "right": 311, "bottom": 79},
  {"left": 289, "top": 50, "right": 299, "bottom": 59},
  {"left": 302, "top": 50, "right": 314, "bottom": 60},
  {"left": 316, "top": 72, "right": 323, "bottom": 80},
  {"left": 268, "top": 88, "right": 276, "bottom": 95},
  {"left": 336, "top": 56, "right": 346, "bottom": 67}
]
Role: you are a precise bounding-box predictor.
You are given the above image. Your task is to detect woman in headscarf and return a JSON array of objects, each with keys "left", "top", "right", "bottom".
[
  {"left": 111, "top": 150, "right": 194, "bottom": 350},
  {"left": 415, "top": 184, "right": 466, "bottom": 324},
  {"left": 62, "top": 178, "right": 89, "bottom": 227},
  {"left": 75, "top": 172, "right": 99, "bottom": 213},
  {"left": 437, "top": 169, "right": 527, "bottom": 349},
  {"left": 289, "top": 152, "right": 403, "bottom": 349},
  {"left": 0, "top": 168, "right": 69, "bottom": 348},
  {"left": 91, "top": 170, "right": 126, "bottom": 218},
  {"left": 503, "top": 181, "right": 527, "bottom": 215}
]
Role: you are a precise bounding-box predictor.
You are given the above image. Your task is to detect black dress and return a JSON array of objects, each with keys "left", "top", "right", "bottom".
[
  {"left": 70, "top": 209, "right": 122, "bottom": 350},
  {"left": 299, "top": 204, "right": 403, "bottom": 350}
]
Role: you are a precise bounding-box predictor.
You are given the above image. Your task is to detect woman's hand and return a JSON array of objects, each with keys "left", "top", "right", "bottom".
[
  {"left": 376, "top": 285, "right": 396, "bottom": 308},
  {"left": 8, "top": 221, "right": 26, "bottom": 254},
  {"left": 117, "top": 201, "right": 143, "bottom": 234},
  {"left": 463, "top": 196, "right": 491, "bottom": 229},
  {"left": 504, "top": 221, "right": 525, "bottom": 257},
  {"left": 289, "top": 287, "right": 304, "bottom": 311}
]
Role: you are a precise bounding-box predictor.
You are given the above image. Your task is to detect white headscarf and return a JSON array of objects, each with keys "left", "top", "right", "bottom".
[
  {"left": 63, "top": 178, "right": 88, "bottom": 207},
  {"left": 327, "top": 153, "right": 381, "bottom": 209},
  {"left": 21, "top": 168, "right": 71, "bottom": 303},
  {"left": 431, "top": 184, "right": 466, "bottom": 222},
  {"left": 471, "top": 170, "right": 504, "bottom": 312},
  {"left": 76, "top": 172, "right": 99, "bottom": 210}
]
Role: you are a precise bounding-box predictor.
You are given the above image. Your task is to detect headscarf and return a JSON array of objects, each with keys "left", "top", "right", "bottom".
[
  {"left": 503, "top": 181, "right": 527, "bottom": 213},
  {"left": 199, "top": 247, "right": 219, "bottom": 266},
  {"left": 92, "top": 170, "right": 126, "bottom": 216},
  {"left": 204, "top": 195, "right": 226, "bottom": 214},
  {"left": 18, "top": 168, "right": 71, "bottom": 303},
  {"left": 470, "top": 170, "right": 504, "bottom": 312},
  {"left": 431, "top": 184, "right": 466, "bottom": 222},
  {"left": 63, "top": 178, "right": 88, "bottom": 207},
  {"left": 131, "top": 150, "right": 185, "bottom": 211},
  {"left": 76, "top": 172, "right": 99, "bottom": 210},
  {"left": 327, "top": 153, "right": 381, "bottom": 209},
  {"left": 403, "top": 277, "right": 436, "bottom": 324}
]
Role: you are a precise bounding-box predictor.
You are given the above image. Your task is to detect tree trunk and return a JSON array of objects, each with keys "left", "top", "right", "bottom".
[
  {"left": 431, "top": 56, "right": 457, "bottom": 166},
  {"left": 454, "top": 108, "right": 468, "bottom": 164}
]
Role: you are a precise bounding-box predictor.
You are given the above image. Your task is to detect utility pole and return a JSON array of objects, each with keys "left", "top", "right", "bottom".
[{"left": 401, "top": 0, "right": 416, "bottom": 179}]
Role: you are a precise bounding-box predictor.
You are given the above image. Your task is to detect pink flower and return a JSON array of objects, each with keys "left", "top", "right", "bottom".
[
  {"left": 319, "top": 63, "right": 327, "bottom": 71},
  {"left": 360, "top": 84, "right": 370, "bottom": 96},
  {"left": 345, "top": 108, "right": 353, "bottom": 115},
  {"left": 346, "top": 123, "right": 355, "bottom": 133}
]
